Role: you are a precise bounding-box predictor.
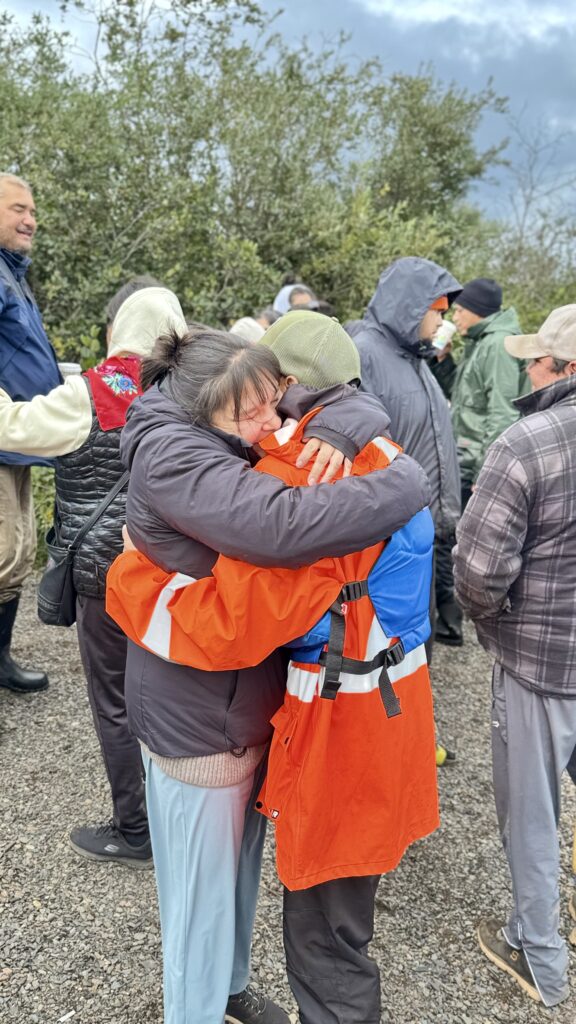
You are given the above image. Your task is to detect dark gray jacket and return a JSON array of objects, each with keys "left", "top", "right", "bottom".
[
  {"left": 453, "top": 374, "right": 576, "bottom": 697},
  {"left": 352, "top": 257, "right": 462, "bottom": 536},
  {"left": 121, "top": 383, "right": 432, "bottom": 758}
]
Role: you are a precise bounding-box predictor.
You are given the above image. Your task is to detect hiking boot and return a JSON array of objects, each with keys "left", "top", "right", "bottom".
[
  {"left": 477, "top": 917, "right": 540, "bottom": 1002},
  {"left": 69, "top": 821, "right": 153, "bottom": 869},
  {"left": 225, "top": 985, "right": 297, "bottom": 1024}
]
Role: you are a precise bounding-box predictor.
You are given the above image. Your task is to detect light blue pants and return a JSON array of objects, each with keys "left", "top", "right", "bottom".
[
  {"left": 492, "top": 663, "right": 576, "bottom": 1007},
  {"left": 143, "top": 753, "right": 267, "bottom": 1024}
]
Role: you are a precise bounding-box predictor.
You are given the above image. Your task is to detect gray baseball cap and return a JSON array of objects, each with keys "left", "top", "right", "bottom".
[{"left": 505, "top": 304, "right": 576, "bottom": 361}]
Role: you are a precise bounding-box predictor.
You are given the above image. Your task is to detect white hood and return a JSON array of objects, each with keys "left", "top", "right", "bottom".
[{"left": 108, "top": 287, "right": 187, "bottom": 358}]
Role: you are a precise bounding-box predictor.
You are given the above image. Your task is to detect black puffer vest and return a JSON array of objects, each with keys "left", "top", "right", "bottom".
[{"left": 55, "top": 378, "right": 127, "bottom": 599}]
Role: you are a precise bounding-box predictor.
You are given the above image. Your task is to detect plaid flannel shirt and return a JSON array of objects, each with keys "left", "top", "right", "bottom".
[{"left": 453, "top": 374, "right": 576, "bottom": 697}]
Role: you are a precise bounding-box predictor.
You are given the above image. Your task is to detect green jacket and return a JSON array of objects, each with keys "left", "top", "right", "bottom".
[{"left": 451, "top": 307, "right": 527, "bottom": 483}]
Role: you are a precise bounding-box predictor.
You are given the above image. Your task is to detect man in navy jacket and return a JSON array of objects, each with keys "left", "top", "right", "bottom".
[{"left": 0, "top": 173, "right": 61, "bottom": 692}]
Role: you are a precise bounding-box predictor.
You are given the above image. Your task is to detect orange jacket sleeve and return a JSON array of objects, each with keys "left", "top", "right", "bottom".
[{"left": 106, "top": 548, "right": 343, "bottom": 671}]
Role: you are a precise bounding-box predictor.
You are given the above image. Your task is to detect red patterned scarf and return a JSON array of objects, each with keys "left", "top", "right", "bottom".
[{"left": 85, "top": 355, "right": 143, "bottom": 431}]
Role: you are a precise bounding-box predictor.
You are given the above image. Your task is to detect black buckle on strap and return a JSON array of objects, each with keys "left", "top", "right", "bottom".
[
  {"left": 319, "top": 602, "right": 347, "bottom": 701},
  {"left": 340, "top": 579, "right": 369, "bottom": 603},
  {"left": 386, "top": 640, "right": 405, "bottom": 668},
  {"left": 319, "top": 625, "right": 406, "bottom": 717},
  {"left": 319, "top": 638, "right": 405, "bottom": 677}
]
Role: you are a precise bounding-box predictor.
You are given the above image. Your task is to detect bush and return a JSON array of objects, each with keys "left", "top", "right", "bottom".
[{"left": 31, "top": 466, "right": 55, "bottom": 567}]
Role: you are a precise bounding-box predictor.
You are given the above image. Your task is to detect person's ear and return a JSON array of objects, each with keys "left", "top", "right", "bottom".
[
  {"left": 566, "top": 360, "right": 576, "bottom": 376},
  {"left": 283, "top": 374, "right": 298, "bottom": 388}
]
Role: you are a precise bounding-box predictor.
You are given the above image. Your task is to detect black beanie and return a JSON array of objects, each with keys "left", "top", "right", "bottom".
[{"left": 457, "top": 278, "right": 502, "bottom": 318}]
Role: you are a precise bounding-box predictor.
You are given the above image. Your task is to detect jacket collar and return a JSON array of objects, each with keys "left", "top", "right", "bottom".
[
  {"left": 465, "top": 314, "right": 495, "bottom": 341},
  {"left": 514, "top": 373, "right": 576, "bottom": 417},
  {"left": 0, "top": 247, "right": 31, "bottom": 281},
  {"left": 464, "top": 306, "right": 521, "bottom": 343}
]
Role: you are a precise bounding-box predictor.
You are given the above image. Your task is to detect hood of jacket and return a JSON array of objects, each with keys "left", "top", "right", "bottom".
[
  {"left": 273, "top": 282, "right": 315, "bottom": 314},
  {"left": 365, "top": 257, "right": 461, "bottom": 356},
  {"left": 108, "top": 287, "right": 187, "bottom": 359},
  {"left": 514, "top": 371, "right": 576, "bottom": 418}
]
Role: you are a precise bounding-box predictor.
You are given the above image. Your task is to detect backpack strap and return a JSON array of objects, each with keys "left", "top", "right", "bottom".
[{"left": 318, "top": 579, "right": 404, "bottom": 718}]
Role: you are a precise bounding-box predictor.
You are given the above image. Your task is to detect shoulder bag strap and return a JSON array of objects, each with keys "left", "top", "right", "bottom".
[{"left": 67, "top": 470, "right": 130, "bottom": 554}]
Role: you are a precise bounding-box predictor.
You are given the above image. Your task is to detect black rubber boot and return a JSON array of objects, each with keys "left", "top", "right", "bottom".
[
  {"left": 435, "top": 597, "right": 464, "bottom": 647},
  {"left": 0, "top": 597, "right": 49, "bottom": 693}
]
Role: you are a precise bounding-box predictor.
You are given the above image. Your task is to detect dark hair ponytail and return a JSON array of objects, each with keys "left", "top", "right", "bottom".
[
  {"left": 140, "top": 325, "right": 282, "bottom": 426},
  {"left": 140, "top": 328, "right": 186, "bottom": 391}
]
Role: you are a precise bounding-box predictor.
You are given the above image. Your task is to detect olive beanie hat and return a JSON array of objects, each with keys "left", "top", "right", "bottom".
[{"left": 259, "top": 310, "right": 361, "bottom": 387}]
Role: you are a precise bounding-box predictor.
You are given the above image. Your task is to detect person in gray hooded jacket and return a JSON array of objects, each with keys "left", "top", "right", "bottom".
[{"left": 351, "top": 257, "right": 462, "bottom": 656}]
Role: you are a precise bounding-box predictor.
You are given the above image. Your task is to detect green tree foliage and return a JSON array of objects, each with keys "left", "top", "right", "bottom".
[
  {"left": 367, "top": 69, "right": 508, "bottom": 218},
  {"left": 0, "top": 0, "right": 518, "bottom": 353},
  {"left": 31, "top": 466, "right": 55, "bottom": 566}
]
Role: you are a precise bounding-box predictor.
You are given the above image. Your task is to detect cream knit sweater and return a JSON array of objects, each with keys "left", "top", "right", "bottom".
[{"left": 0, "top": 286, "right": 186, "bottom": 458}]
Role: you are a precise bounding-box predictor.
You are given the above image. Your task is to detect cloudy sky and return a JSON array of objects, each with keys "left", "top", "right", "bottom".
[
  {"left": 259, "top": 0, "right": 576, "bottom": 215},
  {"left": 3, "top": 0, "right": 576, "bottom": 215}
]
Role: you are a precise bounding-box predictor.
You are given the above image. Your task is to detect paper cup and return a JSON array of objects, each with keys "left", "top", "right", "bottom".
[
  {"left": 432, "top": 320, "right": 457, "bottom": 350},
  {"left": 58, "top": 362, "right": 83, "bottom": 378}
]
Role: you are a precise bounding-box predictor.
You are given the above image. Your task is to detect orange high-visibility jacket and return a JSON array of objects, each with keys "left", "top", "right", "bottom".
[{"left": 106, "top": 410, "right": 439, "bottom": 889}]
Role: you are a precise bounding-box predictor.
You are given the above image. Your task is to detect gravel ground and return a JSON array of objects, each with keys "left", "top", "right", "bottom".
[{"left": 1, "top": 578, "right": 575, "bottom": 1024}]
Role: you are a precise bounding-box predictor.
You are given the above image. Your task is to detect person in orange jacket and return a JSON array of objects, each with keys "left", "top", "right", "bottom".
[{"left": 107, "top": 311, "right": 439, "bottom": 1024}]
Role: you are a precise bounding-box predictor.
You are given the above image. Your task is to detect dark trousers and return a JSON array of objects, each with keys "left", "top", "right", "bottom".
[
  {"left": 434, "top": 533, "right": 457, "bottom": 611},
  {"left": 432, "top": 479, "right": 474, "bottom": 644},
  {"left": 283, "top": 875, "right": 381, "bottom": 1024},
  {"left": 76, "top": 594, "right": 148, "bottom": 837}
]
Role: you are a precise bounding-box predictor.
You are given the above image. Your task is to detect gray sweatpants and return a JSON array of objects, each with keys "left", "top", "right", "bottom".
[{"left": 491, "top": 662, "right": 576, "bottom": 1007}]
